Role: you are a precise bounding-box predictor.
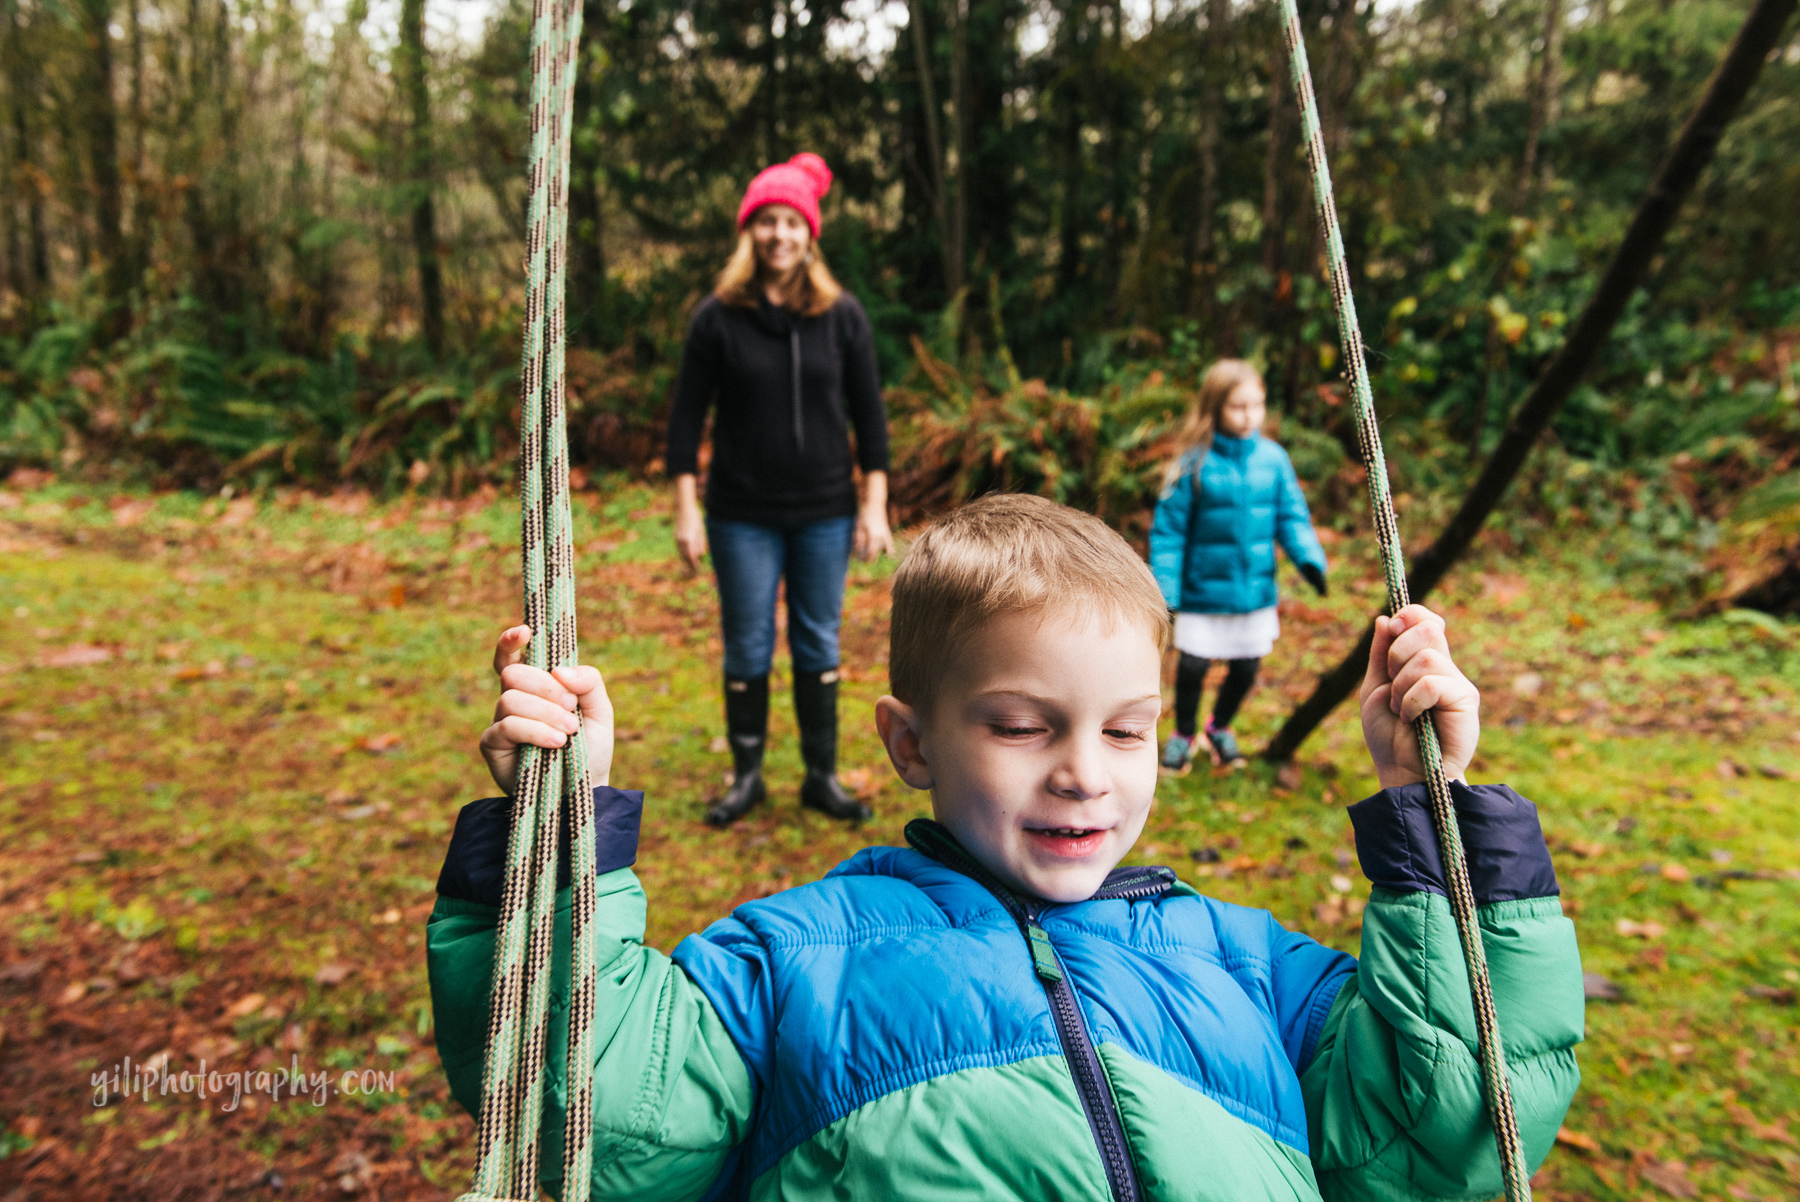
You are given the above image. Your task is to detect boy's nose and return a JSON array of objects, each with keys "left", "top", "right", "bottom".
[{"left": 1047, "top": 738, "right": 1110, "bottom": 801}]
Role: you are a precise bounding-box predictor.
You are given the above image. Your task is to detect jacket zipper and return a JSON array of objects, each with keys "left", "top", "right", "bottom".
[
  {"left": 1020, "top": 901, "right": 1143, "bottom": 1202},
  {"left": 903, "top": 821, "right": 1168, "bottom": 1202},
  {"left": 790, "top": 328, "right": 804, "bottom": 451}
]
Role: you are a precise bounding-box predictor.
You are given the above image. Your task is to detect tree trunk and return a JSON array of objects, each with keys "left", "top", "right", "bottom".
[
  {"left": 78, "top": 0, "right": 128, "bottom": 339},
  {"left": 568, "top": 0, "right": 608, "bottom": 347},
  {"left": 4, "top": 0, "right": 47, "bottom": 300},
  {"left": 398, "top": 0, "right": 445, "bottom": 360},
  {"left": 1477, "top": 0, "right": 1564, "bottom": 456},
  {"left": 1186, "top": 0, "right": 1229, "bottom": 318},
  {"left": 1053, "top": 0, "right": 1084, "bottom": 300},
  {"left": 1515, "top": 0, "right": 1562, "bottom": 211},
  {"left": 909, "top": 0, "right": 958, "bottom": 299},
  {"left": 1259, "top": 57, "right": 1286, "bottom": 281},
  {"left": 948, "top": 0, "right": 970, "bottom": 303},
  {"left": 1262, "top": 0, "right": 1798, "bottom": 763},
  {"left": 126, "top": 0, "right": 147, "bottom": 293},
  {"left": 1099, "top": 0, "right": 1124, "bottom": 323},
  {"left": 1324, "top": 0, "right": 1356, "bottom": 163}
]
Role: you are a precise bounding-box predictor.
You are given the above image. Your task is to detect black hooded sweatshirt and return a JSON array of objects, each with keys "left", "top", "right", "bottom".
[{"left": 665, "top": 293, "right": 890, "bottom": 527}]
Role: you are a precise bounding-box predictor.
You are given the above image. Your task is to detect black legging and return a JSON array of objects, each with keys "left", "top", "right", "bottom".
[{"left": 1173, "top": 653, "right": 1259, "bottom": 738}]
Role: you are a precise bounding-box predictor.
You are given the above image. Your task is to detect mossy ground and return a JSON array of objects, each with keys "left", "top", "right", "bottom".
[{"left": 1, "top": 478, "right": 1795, "bottom": 1199}]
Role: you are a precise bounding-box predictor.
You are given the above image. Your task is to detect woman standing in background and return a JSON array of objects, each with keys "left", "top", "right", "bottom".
[{"left": 665, "top": 153, "right": 894, "bottom": 828}]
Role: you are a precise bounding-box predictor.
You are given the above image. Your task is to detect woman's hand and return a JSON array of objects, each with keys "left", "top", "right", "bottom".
[
  {"left": 1359, "top": 605, "right": 1479, "bottom": 790},
  {"left": 480, "top": 625, "right": 614, "bottom": 796},
  {"left": 854, "top": 469, "right": 895, "bottom": 561},
  {"left": 855, "top": 507, "right": 894, "bottom": 562},
  {"left": 673, "top": 473, "right": 707, "bottom": 574}
]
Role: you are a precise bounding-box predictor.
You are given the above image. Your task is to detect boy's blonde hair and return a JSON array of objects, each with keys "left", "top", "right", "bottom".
[
  {"left": 1163, "top": 358, "right": 1264, "bottom": 487},
  {"left": 889, "top": 493, "right": 1171, "bottom": 714}
]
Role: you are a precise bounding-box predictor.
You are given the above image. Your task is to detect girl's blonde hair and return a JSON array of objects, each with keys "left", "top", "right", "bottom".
[
  {"left": 1163, "top": 358, "right": 1264, "bottom": 487},
  {"left": 713, "top": 227, "right": 843, "bottom": 317}
]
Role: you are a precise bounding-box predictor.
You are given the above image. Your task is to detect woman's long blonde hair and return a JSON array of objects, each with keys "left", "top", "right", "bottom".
[
  {"left": 1163, "top": 359, "right": 1263, "bottom": 487},
  {"left": 713, "top": 228, "right": 843, "bottom": 317}
]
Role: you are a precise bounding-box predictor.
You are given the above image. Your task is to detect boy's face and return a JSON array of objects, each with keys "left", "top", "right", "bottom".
[{"left": 876, "top": 607, "right": 1163, "bottom": 903}]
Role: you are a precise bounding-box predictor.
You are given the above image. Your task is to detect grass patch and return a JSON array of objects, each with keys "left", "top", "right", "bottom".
[{"left": 0, "top": 478, "right": 1796, "bottom": 1199}]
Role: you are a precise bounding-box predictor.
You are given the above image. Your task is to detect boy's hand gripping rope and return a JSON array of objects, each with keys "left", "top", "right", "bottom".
[
  {"left": 1275, "top": 3, "right": 1533, "bottom": 1199},
  {"left": 460, "top": 0, "right": 599, "bottom": 1197}
]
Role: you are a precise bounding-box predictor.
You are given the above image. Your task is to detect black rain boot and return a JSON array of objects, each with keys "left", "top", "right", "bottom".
[
  {"left": 705, "top": 674, "right": 769, "bottom": 828},
  {"left": 793, "top": 669, "right": 872, "bottom": 823}
]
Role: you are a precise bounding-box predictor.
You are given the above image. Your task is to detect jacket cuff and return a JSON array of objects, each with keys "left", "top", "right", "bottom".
[
  {"left": 1347, "top": 782, "right": 1559, "bottom": 904},
  {"left": 592, "top": 785, "right": 645, "bottom": 874},
  {"left": 436, "top": 786, "right": 646, "bottom": 907}
]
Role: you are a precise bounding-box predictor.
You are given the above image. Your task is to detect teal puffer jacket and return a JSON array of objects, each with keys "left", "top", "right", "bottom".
[
  {"left": 426, "top": 782, "right": 1584, "bottom": 1201},
  {"left": 1149, "top": 432, "right": 1327, "bottom": 614}
]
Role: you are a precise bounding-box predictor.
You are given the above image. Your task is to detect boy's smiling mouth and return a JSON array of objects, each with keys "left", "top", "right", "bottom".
[{"left": 1024, "top": 826, "right": 1110, "bottom": 858}]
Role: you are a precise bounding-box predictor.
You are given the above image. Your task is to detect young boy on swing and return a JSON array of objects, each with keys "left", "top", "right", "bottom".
[{"left": 429, "top": 492, "right": 1583, "bottom": 1201}]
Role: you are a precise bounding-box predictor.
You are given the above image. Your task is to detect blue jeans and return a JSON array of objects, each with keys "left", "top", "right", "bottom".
[{"left": 708, "top": 516, "right": 855, "bottom": 678}]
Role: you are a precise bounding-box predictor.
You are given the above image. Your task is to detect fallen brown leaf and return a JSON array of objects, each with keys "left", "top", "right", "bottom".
[
  {"left": 1275, "top": 760, "right": 1304, "bottom": 790},
  {"left": 1639, "top": 1159, "right": 1698, "bottom": 1199},
  {"left": 1583, "top": 972, "right": 1624, "bottom": 1001},
  {"left": 1555, "top": 1126, "right": 1601, "bottom": 1152},
  {"left": 356, "top": 732, "right": 403, "bottom": 753},
  {"left": 218, "top": 497, "right": 257, "bottom": 527},
  {"left": 41, "top": 643, "right": 113, "bottom": 668},
  {"left": 187, "top": 1035, "right": 241, "bottom": 1062},
  {"left": 1744, "top": 984, "right": 1796, "bottom": 1005},
  {"left": 1616, "top": 918, "right": 1666, "bottom": 939},
  {"left": 1661, "top": 863, "right": 1691, "bottom": 883},
  {"left": 1726, "top": 1104, "right": 1797, "bottom": 1146},
  {"left": 0, "top": 959, "right": 46, "bottom": 985},
  {"left": 314, "top": 963, "right": 353, "bottom": 986},
  {"left": 328, "top": 1149, "right": 373, "bottom": 1194},
  {"left": 221, "top": 993, "right": 267, "bottom": 1021},
  {"left": 58, "top": 981, "right": 87, "bottom": 1004},
  {"left": 110, "top": 498, "right": 155, "bottom": 527}
]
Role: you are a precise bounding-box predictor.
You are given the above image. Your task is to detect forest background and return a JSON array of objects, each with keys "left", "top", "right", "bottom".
[
  {"left": 1, "top": 0, "right": 1797, "bottom": 584},
  {"left": 3, "top": 0, "right": 1800, "bottom": 1197}
]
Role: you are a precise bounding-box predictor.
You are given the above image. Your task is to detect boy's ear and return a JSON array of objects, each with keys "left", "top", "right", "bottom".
[{"left": 875, "top": 695, "right": 934, "bottom": 791}]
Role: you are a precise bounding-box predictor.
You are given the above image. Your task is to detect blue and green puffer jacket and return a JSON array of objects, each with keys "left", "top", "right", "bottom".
[
  {"left": 1149, "top": 432, "right": 1328, "bottom": 614},
  {"left": 426, "top": 782, "right": 1583, "bottom": 1201}
]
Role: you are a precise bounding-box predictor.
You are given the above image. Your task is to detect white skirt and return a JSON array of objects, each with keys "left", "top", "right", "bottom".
[{"left": 1173, "top": 607, "right": 1280, "bottom": 660}]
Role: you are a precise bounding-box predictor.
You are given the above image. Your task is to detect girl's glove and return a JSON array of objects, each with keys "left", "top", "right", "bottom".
[{"left": 1300, "top": 563, "right": 1328, "bottom": 597}]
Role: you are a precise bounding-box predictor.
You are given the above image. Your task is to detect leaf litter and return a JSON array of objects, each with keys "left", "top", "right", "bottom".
[{"left": 1, "top": 481, "right": 1796, "bottom": 1199}]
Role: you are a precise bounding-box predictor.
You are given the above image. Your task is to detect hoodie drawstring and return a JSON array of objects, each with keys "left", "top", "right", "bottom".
[{"left": 791, "top": 328, "right": 804, "bottom": 451}]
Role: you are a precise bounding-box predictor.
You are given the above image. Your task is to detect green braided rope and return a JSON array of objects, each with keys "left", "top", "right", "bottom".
[
  {"left": 461, "top": 0, "right": 597, "bottom": 1197},
  {"left": 1275, "top": 4, "right": 1532, "bottom": 1199}
]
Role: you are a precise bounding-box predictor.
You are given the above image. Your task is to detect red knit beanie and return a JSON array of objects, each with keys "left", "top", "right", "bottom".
[{"left": 736, "top": 153, "right": 833, "bottom": 239}]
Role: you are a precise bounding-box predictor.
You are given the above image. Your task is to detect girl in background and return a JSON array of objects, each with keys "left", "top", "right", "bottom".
[{"left": 1149, "top": 360, "right": 1328, "bottom": 769}]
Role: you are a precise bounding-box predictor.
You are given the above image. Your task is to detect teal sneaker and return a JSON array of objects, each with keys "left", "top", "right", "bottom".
[
  {"left": 1160, "top": 733, "right": 1194, "bottom": 771},
  {"left": 1205, "top": 722, "right": 1242, "bottom": 765}
]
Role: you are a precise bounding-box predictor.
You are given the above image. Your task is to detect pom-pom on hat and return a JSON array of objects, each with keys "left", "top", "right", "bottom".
[{"left": 736, "top": 153, "right": 833, "bottom": 240}]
